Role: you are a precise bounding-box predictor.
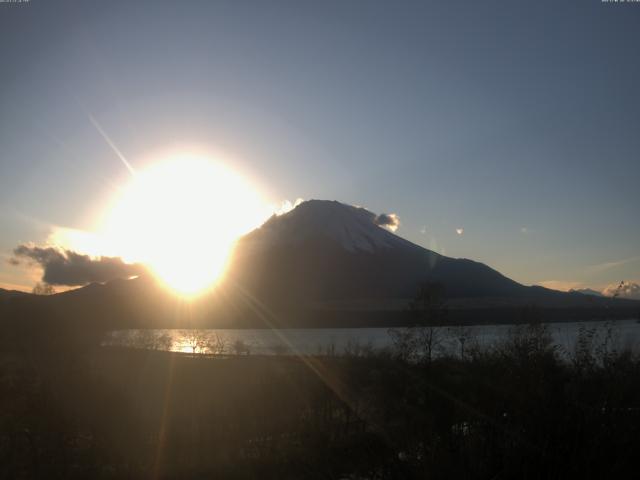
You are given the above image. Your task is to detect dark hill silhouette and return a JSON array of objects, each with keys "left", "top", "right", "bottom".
[{"left": 0, "top": 287, "right": 29, "bottom": 300}]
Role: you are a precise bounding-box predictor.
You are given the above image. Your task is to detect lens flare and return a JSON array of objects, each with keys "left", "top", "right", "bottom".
[{"left": 102, "top": 156, "right": 267, "bottom": 296}]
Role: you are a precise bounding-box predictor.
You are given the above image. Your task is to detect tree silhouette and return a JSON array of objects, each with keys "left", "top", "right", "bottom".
[
  {"left": 390, "top": 281, "right": 448, "bottom": 362},
  {"left": 32, "top": 282, "right": 55, "bottom": 295},
  {"left": 410, "top": 281, "right": 447, "bottom": 362}
]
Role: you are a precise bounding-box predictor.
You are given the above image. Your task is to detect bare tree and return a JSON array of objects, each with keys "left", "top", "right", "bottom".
[
  {"left": 133, "top": 330, "right": 158, "bottom": 350},
  {"left": 390, "top": 282, "right": 448, "bottom": 363},
  {"left": 133, "top": 330, "right": 173, "bottom": 351},
  {"left": 411, "top": 282, "right": 447, "bottom": 362},
  {"left": 448, "top": 325, "right": 474, "bottom": 360},
  {"left": 208, "top": 333, "right": 228, "bottom": 355},
  {"left": 32, "top": 282, "right": 55, "bottom": 295},
  {"left": 232, "top": 339, "right": 251, "bottom": 355},
  {"left": 388, "top": 326, "right": 419, "bottom": 362},
  {"left": 156, "top": 332, "right": 173, "bottom": 351},
  {"left": 181, "top": 329, "right": 210, "bottom": 355}
]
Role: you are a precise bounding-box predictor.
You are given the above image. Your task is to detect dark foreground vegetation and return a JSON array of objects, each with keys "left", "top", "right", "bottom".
[{"left": 2, "top": 312, "right": 640, "bottom": 480}]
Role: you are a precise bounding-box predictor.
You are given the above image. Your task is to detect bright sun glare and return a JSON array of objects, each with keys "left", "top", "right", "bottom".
[{"left": 102, "top": 156, "right": 267, "bottom": 296}]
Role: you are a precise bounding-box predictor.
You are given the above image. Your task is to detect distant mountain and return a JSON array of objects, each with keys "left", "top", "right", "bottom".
[{"left": 569, "top": 288, "right": 605, "bottom": 297}]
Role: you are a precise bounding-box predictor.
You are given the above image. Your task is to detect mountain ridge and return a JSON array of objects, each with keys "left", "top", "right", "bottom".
[{"left": 4, "top": 200, "right": 639, "bottom": 328}]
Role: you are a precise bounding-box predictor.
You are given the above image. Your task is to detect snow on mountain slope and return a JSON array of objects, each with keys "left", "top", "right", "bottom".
[{"left": 241, "top": 200, "right": 418, "bottom": 254}]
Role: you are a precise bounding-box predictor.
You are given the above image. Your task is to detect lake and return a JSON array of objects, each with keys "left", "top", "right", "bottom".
[{"left": 105, "top": 318, "right": 640, "bottom": 357}]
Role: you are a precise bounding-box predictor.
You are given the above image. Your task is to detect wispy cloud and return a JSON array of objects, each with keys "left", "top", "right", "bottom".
[{"left": 585, "top": 255, "right": 640, "bottom": 275}]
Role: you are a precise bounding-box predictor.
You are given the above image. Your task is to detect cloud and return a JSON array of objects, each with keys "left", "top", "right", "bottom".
[
  {"left": 586, "top": 255, "right": 640, "bottom": 275},
  {"left": 602, "top": 281, "right": 640, "bottom": 300},
  {"left": 374, "top": 213, "right": 400, "bottom": 232},
  {"left": 275, "top": 198, "right": 304, "bottom": 216},
  {"left": 12, "top": 244, "right": 146, "bottom": 286},
  {"left": 456, "top": 228, "right": 464, "bottom": 236}
]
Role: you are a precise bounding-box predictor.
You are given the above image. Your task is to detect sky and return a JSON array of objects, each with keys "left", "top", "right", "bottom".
[{"left": 1, "top": 0, "right": 639, "bottom": 294}]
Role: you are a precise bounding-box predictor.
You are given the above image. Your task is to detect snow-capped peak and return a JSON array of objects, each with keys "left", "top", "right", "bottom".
[{"left": 241, "top": 200, "right": 413, "bottom": 253}]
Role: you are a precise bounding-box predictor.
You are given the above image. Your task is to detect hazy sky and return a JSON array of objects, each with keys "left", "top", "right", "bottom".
[{"left": 1, "top": 0, "right": 639, "bottom": 292}]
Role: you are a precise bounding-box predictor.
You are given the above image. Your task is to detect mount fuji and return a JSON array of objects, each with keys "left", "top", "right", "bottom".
[{"left": 230, "top": 200, "right": 532, "bottom": 306}]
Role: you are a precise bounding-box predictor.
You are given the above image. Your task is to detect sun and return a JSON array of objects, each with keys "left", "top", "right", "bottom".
[{"left": 102, "top": 156, "right": 267, "bottom": 296}]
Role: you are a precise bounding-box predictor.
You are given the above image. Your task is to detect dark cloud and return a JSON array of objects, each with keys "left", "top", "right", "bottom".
[
  {"left": 12, "top": 244, "right": 145, "bottom": 286},
  {"left": 373, "top": 213, "right": 400, "bottom": 231}
]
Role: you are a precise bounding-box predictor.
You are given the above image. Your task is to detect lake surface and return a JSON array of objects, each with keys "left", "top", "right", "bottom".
[{"left": 105, "top": 319, "right": 640, "bottom": 357}]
